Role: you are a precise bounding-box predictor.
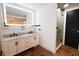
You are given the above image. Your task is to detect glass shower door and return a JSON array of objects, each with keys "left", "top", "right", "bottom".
[{"left": 56, "top": 8, "right": 63, "bottom": 48}]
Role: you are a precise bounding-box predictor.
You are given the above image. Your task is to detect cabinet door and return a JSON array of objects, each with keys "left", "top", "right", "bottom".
[
  {"left": 2, "top": 40, "right": 16, "bottom": 56},
  {"left": 16, "top": 37, "right": 27, "bottom": 53},
  {"left": 27, "top": 36, "right": 34, "bottom": 48},
  {"left": 2, "top": 41, "right": 10, "bottom": 56},
  {"left": 8, "top": 40, "right": 16, "bottom": 56},
  {"left": 33, "top": 35, "right": 39, "bottom": 46},
  {"left": 23, "top": 37, "right": 29, "bottom": 50}
]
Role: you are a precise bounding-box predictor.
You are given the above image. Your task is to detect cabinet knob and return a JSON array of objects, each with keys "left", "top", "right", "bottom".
[
  {"left": 27, "top": 42, "right": 28, "bottom": 44},
  {"left": 15, "top": 41, "right": 18, "bottom": 46},
  {"left": 34, "top": 37, "right": 36, "bottom": 40}
]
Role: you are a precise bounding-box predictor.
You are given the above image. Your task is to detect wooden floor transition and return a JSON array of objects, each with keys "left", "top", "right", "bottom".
[{"left": 15, "top": 45, "right": 79, "bottom": 56}]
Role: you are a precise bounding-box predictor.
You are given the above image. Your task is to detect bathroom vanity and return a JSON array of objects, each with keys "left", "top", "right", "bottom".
[
  {"left": 1, "top": 33, "right": 39, "bottom": 56},
  {"left": 0, "top": 3, "right": 40, "bottom": 56}
]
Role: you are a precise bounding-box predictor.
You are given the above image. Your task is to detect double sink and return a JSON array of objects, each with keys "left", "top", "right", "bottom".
[{"left": 4, "top": 31, "right": 35, "bottom": 38}]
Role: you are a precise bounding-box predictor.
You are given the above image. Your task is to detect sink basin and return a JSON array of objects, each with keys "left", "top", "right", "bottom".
[{"left": 3, "top": 31, "right": 35, "bottom": 39}]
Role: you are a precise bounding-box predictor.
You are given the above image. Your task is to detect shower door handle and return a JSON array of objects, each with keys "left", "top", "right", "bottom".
[
  {"left": 56, "top": 27, "right": 58, "bottom": 29},
  {"left": 56, "top": 27, "right": 61, "bottom": 32}
]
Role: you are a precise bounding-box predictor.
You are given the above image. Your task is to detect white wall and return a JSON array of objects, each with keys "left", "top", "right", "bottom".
[
  {"left": 0, "top": 3, "right": 4, "bottom": 51},
  {"left": 0, "top": 4, "right": 4, "bottom": 25},
  {"left": 36, "top": 4, "right": 57, "bottom": 53}
]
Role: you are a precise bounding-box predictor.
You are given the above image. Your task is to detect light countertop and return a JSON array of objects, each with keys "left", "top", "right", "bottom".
[{"left": 2, "top": 33, "right": 38, "bottom": 41}]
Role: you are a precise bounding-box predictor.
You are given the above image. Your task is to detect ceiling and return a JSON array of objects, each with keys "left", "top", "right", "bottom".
[
  {"left": 17, "top": 3, "right": 50, "bottom": 10},
  {"left": 58, "top": 3, "right": 79, "bottom": 10}
]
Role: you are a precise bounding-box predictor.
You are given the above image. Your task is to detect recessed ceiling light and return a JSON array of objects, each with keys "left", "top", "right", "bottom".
[{"left": 64, "top": 4, "right": 69, "bottom": 8}]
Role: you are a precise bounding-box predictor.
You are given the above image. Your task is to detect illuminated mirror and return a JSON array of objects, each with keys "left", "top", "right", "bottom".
[{"left": 3, "top": 4, "right": 34, "bottom": 26}]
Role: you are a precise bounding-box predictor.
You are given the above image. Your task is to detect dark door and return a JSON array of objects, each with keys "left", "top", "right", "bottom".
[{"left": 65, "top": 9, "right": 79, "bottom": 49}]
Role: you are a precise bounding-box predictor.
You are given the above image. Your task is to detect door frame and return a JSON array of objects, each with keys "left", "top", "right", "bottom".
[{"left": 63, "top": 7, "right": 79, "bottom": 45}]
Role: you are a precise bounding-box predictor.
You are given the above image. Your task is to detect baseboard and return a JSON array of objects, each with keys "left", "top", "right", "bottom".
[{"left": 39, "top": 45, "right": 55, "bottom": 54}]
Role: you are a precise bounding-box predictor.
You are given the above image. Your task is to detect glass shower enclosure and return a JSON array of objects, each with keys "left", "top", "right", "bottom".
[{"left": 56, "top": 8, "right": 64, "bottom": 50}]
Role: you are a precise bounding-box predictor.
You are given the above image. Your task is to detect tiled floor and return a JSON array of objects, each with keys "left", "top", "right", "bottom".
[{"left": 16, "top": 45, "right": 79, "bottom": 56}]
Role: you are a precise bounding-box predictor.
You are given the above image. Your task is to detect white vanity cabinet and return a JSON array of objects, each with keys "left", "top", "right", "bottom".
[
  {"left": 27, "top": 35, "right": 40, "bottom": 48},
  {"left": 1, "top": 34, "right": 39, "bottom": 56}
]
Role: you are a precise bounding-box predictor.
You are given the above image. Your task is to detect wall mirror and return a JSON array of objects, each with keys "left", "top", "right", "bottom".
[{"left": 3, "top": 4, "right": 34, "bottom": 26}]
